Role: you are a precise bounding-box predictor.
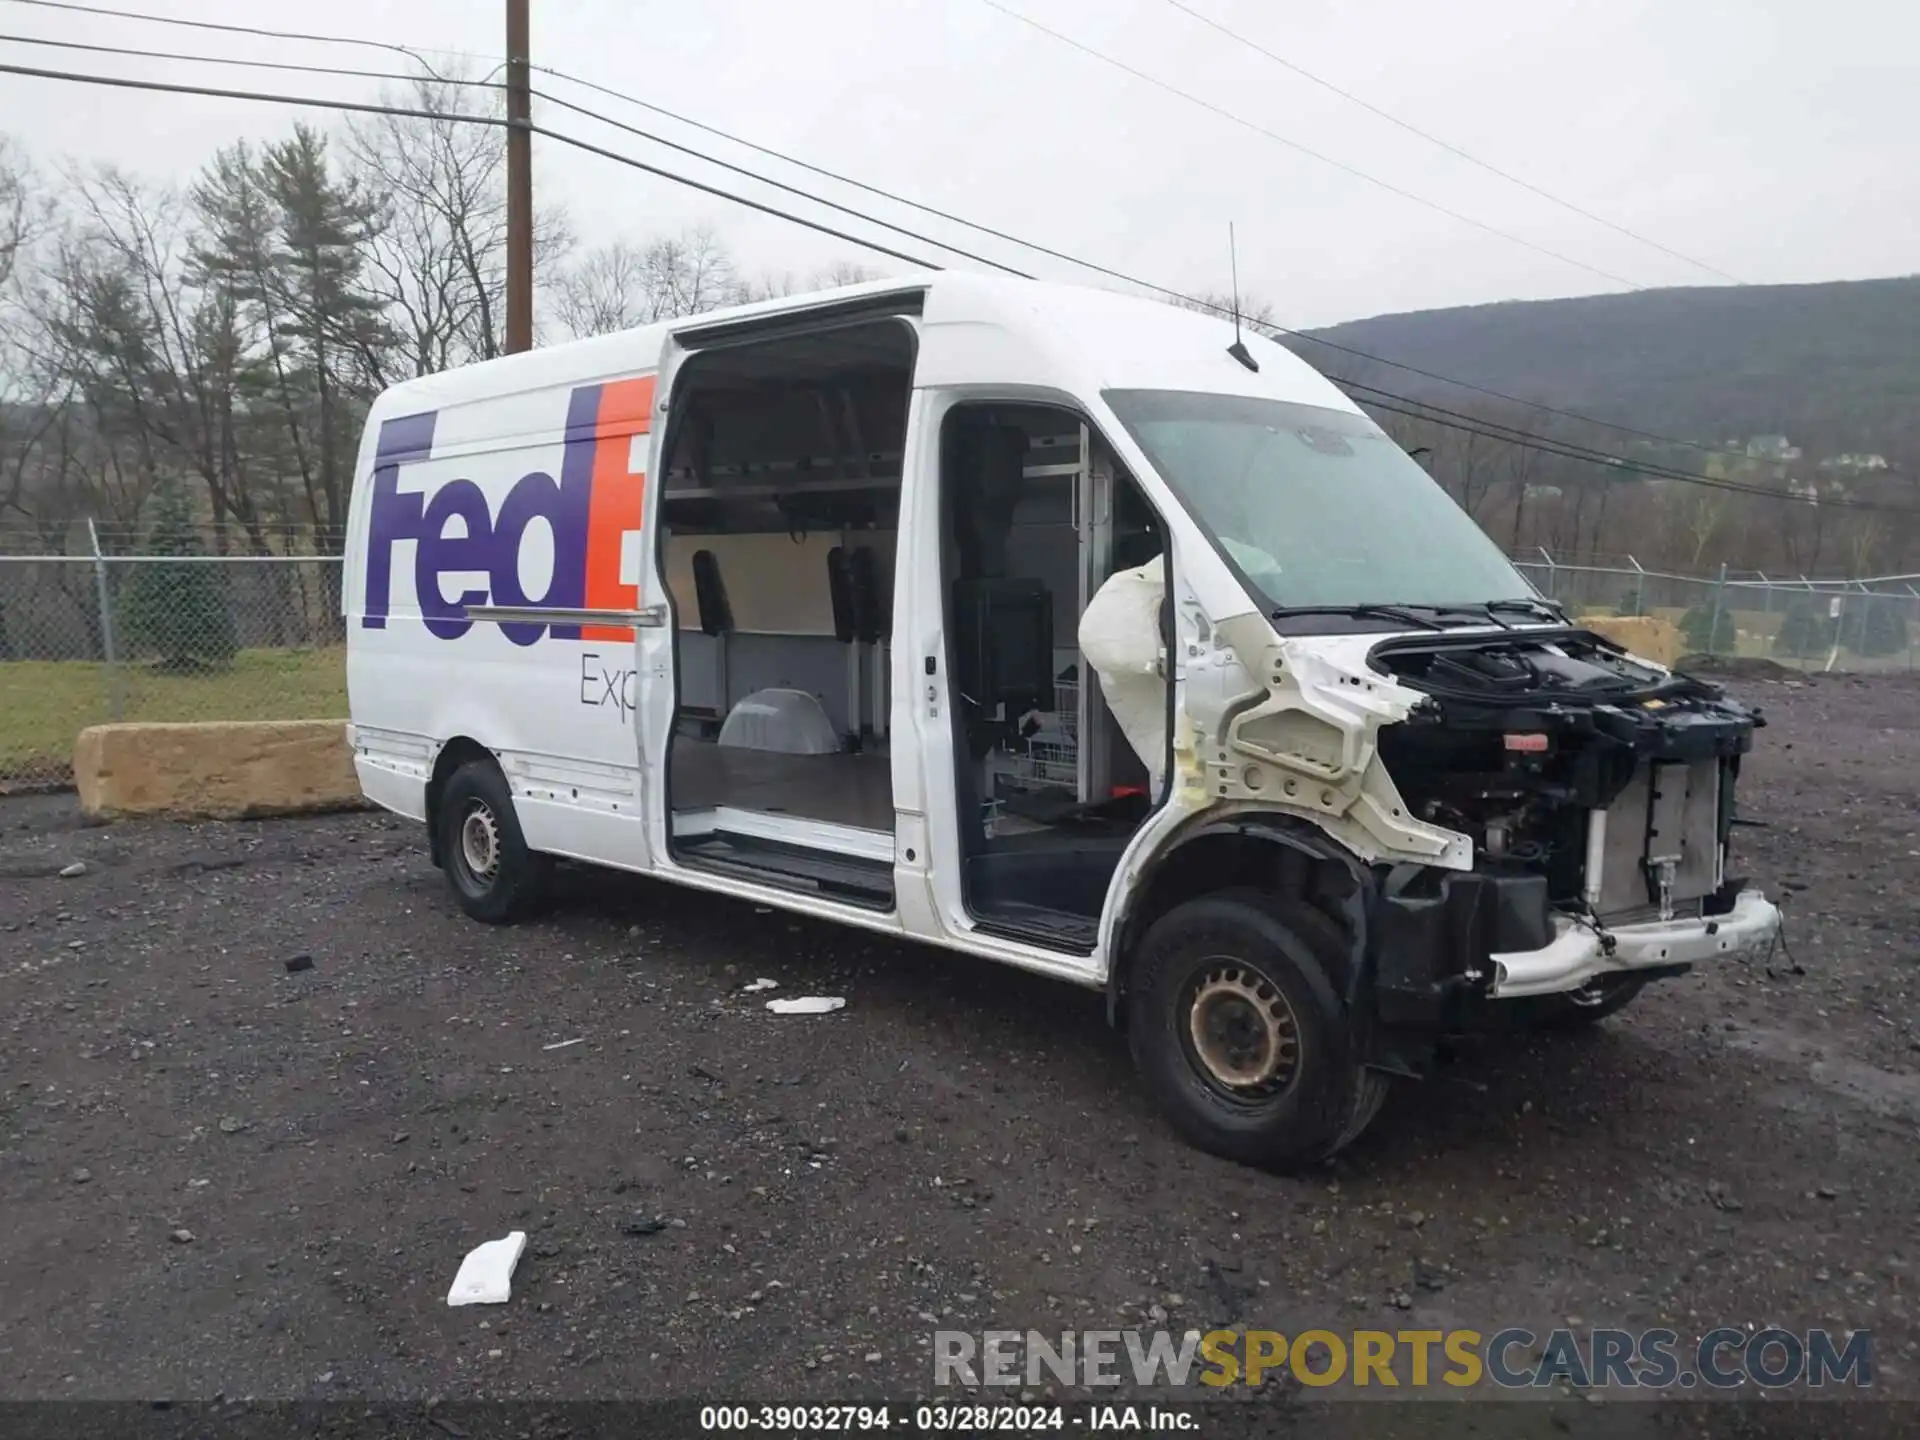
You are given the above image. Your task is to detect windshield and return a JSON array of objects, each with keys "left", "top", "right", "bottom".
[{"left": 1104, "top": 389, "right": 1533, "bottom": 628}]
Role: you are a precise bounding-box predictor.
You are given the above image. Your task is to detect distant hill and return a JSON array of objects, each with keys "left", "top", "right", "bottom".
[{"left": 1296, "top": 275, "right": 1920, "bottom": 463}]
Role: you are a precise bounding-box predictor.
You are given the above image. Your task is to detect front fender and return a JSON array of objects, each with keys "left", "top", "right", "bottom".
[{"left": 1104, "top": 810, "right": 1379, "bottom": 1025}]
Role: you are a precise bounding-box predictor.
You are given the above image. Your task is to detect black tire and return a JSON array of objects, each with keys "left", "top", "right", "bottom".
[
  {"left": 1521, "top": 973, "right": 1647, "bottom": 1030},
  {"left": 1127, "top": 889, "right": 1387, "bottom": 1171},
  {"left": 436, "top": 759, "right": 552, "bottom": 924}
]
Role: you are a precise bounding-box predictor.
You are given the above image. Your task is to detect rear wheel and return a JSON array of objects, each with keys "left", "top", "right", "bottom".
[
  {"left": 437, "top": 760, "right": 551, "bottom": 924},
  {"left": 1128, "top": 889, "right": 1386, "bottom": 1171}
]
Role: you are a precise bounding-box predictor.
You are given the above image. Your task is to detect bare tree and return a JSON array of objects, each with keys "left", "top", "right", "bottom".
[
  {"left": 1843, "top": 513, "right": 1884, "bottom": 576},
  {"left": 554, "top": 238, "right": 651, "bottom": 337},
  {"left": 0, "top": 135, "right": 61, "bottom": 544},
  {"left": 742, "top": 260, "right": 885, "bottom": 303},
  {"left": 347, "top": 73, "right": 572, "bottom": 378},
  {"left": 558, "top": 226, "right": 771, "bottom": 338},
  {"left": 643, "top": 225, "right": 741, "bottom": 318},
  {"left": 1668, "top": 481, "right": 1733, "bottom": 569},
  {"left": 1504, "top": 432, "right": 1542, "bottom": 549},
  {"left": 1165, "top": 288, "right": 1276, "bottom": 327},
  {"left": 0, "top": 134, "right": 35, "bottom": 295}
]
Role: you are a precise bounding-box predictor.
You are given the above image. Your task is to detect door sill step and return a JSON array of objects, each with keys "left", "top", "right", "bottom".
[
  {"left": 673, "top": 829, "right": 894, "bottom": 908},
  {"left": 972, "top": 904, "right": 1098, "bottom": 955}
]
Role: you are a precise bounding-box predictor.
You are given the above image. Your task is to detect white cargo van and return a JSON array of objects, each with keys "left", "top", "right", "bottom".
[{"left": 344, "top": 274, "right": 1780, "bottom": 1168}]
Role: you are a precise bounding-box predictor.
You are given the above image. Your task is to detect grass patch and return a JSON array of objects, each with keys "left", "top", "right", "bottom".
[{"left": 0, "top": 646, "right": 347, "bottom": 785}]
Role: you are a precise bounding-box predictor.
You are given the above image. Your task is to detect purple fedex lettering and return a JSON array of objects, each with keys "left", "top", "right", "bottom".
[
  {"left": 361, "top": 387, "right": 606, "bottom": 644},
  {"left": 417, "top": 481, "right": 490, "bottom": 639},
  {"left": 361, "top": 411, "right": 436, "bottom": 630}
]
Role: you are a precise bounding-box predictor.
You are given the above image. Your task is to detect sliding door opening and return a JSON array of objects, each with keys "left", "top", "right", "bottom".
[{"left": 661, "top": 318, "right": 914, "bottom": 907}]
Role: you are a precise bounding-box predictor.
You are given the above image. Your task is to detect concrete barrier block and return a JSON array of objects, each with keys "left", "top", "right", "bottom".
[
  {"left": 73, "top": 720, "right": 365, "bottom": 820},
  {"left": 1577, "top": 613, "right": 1686, "bottom": 668}
]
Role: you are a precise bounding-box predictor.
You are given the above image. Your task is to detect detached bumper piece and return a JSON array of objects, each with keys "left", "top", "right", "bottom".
[
  {"left": 1372, "top": 866, "right": 1555, "bottom": 1026},
  {"left": 1489, "top": 887, "right": 1781, "bottom": 999}
]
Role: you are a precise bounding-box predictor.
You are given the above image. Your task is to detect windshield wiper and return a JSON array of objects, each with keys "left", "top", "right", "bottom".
[
  {"left": 1417, "top": 597, "right": 1567, "bottom": 628},
  {"left": 1484, "top": 596, "right": 1567, "bottom": 622},
  {"left": 1269, "top": 603, "right": 1447, "bottom": 631}
]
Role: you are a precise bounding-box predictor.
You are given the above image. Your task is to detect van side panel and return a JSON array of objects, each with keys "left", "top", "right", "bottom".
[{"left": 345, "top": 351, "right": 663, "bottom": 869}]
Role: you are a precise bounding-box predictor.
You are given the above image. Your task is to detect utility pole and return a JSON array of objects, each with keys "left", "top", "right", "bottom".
[{"left": 505, "top": 0, "right": 533, "bottom": 354}]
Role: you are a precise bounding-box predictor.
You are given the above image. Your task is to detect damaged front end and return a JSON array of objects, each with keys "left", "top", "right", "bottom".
[
  {"left": 1365, "top": 627, "right": 1781, "bottom": 1025},
  {"left": 1170, "top": 611, "right": 1782, "bottom": 1044}
]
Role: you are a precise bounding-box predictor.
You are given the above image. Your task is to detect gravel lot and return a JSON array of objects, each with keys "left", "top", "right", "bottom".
[{"left": 2, "top": 673, "right": 1917, "bottom": 1413}]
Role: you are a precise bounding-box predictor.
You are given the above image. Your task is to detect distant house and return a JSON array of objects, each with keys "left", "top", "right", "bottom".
[
  {"left": 1746, "top": 434, "right": 1796, "bottom": 460},
  {"left": 1825, "top": 452, "right": 1890, "bottom": 471}
]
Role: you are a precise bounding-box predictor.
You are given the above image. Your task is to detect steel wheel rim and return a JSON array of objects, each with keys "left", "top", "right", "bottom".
[
  {"left": 1185, "top": 962, "right": 1301, "bottom": 1098},
  {"left": 458, "top": 802, "right": 501, "bottom": 884}
]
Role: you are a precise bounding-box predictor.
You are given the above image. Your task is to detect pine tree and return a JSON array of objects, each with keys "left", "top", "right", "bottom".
[
  {"left": 261, "top": 124, "right": 389, "bottom": 543},
  {"left": 120, "top": 481, "right": 238, "bottom": 670},
  {"left": 1680, "top": 602, "right": 1736, "bottom": 654},
  {"left": 1776, "top": 597, "right": 1837, "bottom": 660},
  {"left": 1858, "top": 597, "right": 1910, "bottom": 658}
]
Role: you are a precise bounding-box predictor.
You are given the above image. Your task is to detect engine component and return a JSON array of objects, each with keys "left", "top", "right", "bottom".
[{"left": 1368, "top": 627, "right": 1760, "bottom": 920}]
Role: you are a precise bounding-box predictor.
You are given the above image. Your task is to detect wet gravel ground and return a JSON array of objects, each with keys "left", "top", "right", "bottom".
[{"left": 2, "top": 673, "right": 1918, "bottom": 1417}]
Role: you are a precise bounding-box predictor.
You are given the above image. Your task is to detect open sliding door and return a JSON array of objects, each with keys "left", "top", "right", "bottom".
[{"left": 649, "top": 293, "right": 926, "bottom": 909}]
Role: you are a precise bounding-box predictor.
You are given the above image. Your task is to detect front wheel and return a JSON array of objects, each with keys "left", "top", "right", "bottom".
[
  {"left": 436, "top": 760, "right": 551, "bottom": 924},
  {"left": 1127, "top": 890, "right": 1387, "bottom": 1171}
]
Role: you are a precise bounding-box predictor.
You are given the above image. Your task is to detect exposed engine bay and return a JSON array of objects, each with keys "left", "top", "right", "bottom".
[{"left": 1370, "top": 627, "right": 1760, "bottom": 925}]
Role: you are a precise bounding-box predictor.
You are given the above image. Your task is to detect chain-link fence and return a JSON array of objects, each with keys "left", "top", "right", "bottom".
[
  {"left": 1514, "top": 550, "right": 1920, "bottom": 676},
  {"left": 0, "top": 549, "right": 346, "bottom": 791},
  {"left": 3, "top": 540, "right": 1917, "bottom": 793}
]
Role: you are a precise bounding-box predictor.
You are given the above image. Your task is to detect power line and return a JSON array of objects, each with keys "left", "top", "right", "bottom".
[
  {"left": 1348, "top": 389, "right": 1915, "bottom": 515},
  {"left": 0, "top": 38, "right": 1036, "bottom": 274},
  {"left": 1364, "top": 396, "right": 1916, "bottom": 517},
  {"left": 1, "top": 0, "right": 490, "bottom": 76},
  {"left": 537, "top": 65, "right": 1209, "bottom": 289},
  {"left": 1157, "top": 0, "right": 1746, "bottom": 287},
  {"left": 0, "top": 60, "right": 948, "bottom": 271},
  {"left": 1273, "top": 327, "right": 1751, "bottom": 461},
  {"left": 969, "top": 0, "right": 1645, "bottom": 292},
  {"left": 1338, "top": 378, "right": 1796, "bottom": 497},
  {"left": 6, "top": 44, "right": 1890, "bottom": 511},
  {"left": 540, "top": 60, "right": 1832, "bottom": 482},
  {"left": 5, "top": 0, "right": 1770, "bottom": 464},
  {"left": 1355, "top": 397, "right": 1877, "bottom": 511},
  {"left": 0, "top": 11, "right": 1032, "bottom": 273},
  {"left": 525, "top": 61, "right": 1779, "bottom": 469},
  {"left": 0, "top": 29, "right": 501, "bottom": 88},
  {"left": 527, "top": 86, "right": 1034, "bottom": 278}
]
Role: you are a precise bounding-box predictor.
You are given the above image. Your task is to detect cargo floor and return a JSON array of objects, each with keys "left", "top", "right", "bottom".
[{"left": 669, "top": 738, "right": 894, "bottom": 833}]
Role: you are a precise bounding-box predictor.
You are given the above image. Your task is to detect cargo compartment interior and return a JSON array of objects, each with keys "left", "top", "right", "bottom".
[{"left": 659, "top": 317, "right": 913, "bottom": 905}]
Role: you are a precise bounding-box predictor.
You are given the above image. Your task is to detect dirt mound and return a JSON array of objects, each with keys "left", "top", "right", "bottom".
[{"left": 1676, "top": 653, "right": 1803, "bottom": 681}]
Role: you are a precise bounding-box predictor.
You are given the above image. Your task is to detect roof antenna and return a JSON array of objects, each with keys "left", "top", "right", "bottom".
[{"left": 1225, "top": 222, "right": 1259, "bottom": 373}]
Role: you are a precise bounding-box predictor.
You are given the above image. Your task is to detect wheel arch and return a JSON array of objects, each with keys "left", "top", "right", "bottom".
[
  {"left": 1107, "top": 814, "right": 1376, "bottom": 1027},
  {"left": 425, "top": 736, "right": 501, "bottom": 869}
]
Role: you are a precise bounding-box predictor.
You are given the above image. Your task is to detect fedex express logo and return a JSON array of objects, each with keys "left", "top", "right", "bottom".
[{"left": 362, "top": 376, "right": 655, "bottom": 645}]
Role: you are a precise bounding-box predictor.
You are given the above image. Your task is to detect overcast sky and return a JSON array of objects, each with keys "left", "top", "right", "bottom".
[{"left": 3, "top": 0, "right": 1914, "bottom": 328}]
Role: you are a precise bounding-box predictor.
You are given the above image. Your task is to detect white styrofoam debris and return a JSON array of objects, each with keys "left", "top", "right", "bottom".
[
  {"left": 446, "top": 1231, "right": 528, "bottom": 1307},
  {"left": 765, "top": 996, "right": 845, "bottom": 1015},
  {"left": 741, "top": 978, "right": 779, "bottom": 993}
]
